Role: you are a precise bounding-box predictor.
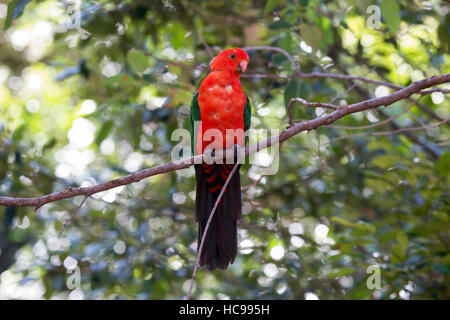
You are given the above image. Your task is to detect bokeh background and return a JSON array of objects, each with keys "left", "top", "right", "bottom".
[{"left": 0, "top": 0, "right": 449, "bottom": 299}]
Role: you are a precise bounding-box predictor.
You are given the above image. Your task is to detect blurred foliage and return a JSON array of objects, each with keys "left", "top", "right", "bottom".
[{"left": 0, "top": 0, "right": 449, "bottom": 300}]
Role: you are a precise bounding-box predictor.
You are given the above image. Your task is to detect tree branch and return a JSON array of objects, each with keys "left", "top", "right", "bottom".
[
  {"left": 142, "top": 44, "right": 449, "bottom": 97},
  {"left": 326, "top": 117, "right": 449, "bottom": 145},
  {"left": 242, "top": 72, "right": 450, "bottom": 95},
  {"left": 0, "top": 73, "right": 448, "bottom": 209},
  {"left": 242, "top": 45, "right": 303, "bottom": 75},
  {"left": 287, "top": 98, "right": 338, "bottom": 126},
  {"left": 327, "top": 96, "right": 422, "bottom": 130},
  {"left": 337, "top": 44, "right": 450, "bottom": 125}
]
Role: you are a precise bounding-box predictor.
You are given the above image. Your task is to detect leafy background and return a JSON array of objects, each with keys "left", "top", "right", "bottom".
[{"left": 0, "top": 0, "right": 449, "bottom": 299}]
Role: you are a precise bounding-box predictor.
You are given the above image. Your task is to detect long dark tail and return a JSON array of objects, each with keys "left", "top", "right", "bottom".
[{"left": 194, "top": 163, "right": 242, "bottom": 271}]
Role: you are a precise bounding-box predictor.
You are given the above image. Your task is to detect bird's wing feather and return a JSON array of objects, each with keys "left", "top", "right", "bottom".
[
  {"left": 244, "top": 94, "right": 252, "bottom": 145},
  {"left": 190, "top": 91, "right": 201, "bottom": 154}
]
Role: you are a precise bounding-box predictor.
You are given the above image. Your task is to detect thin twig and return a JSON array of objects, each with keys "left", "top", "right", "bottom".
[
  {"left": 137, "top": 47, "right": 207, "bottom": 72},
  {"left": 338, "top": 45, "right": 450, "bottom": 126},
  {"left": 325, "top": 117, "right": 449, "bottom": 145},
  {"left": 198, "top": 32, "right": 214, "bottom": 58},
  {"left": 141, "top": 44, "right": 449, "bottom": 96},
  {"left": 185, "top": 162, "right": 240, "bottom": 300},
  {"left": 242, "top": 72, "right": 450, "bottom": 95},
  {"left": 328, "top": 67, "right": 377, "bottom": 105},
  {"left": 332, "top": 59, "right": 444, "bottom": 158},
  {"left": 298, "top": 116, "right": 449, "bottom": 150},
  {"left": 242, "top": 45, "right": 303, "bottom": 75},
  {"left": 287, "top": 98, "right": 339, "bottom": 126},
  {"left": 328, "top": 96, "right": 422, "bottom": 130},
  {"left": 58, "top": 195, "right": 89, "bottom": 236},
  {"left": 138, "top": 43, "right": 450, "bottom": 96}
]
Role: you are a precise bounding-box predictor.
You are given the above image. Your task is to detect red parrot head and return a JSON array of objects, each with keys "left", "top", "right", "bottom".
[{"left": 210, "top": 48, "right": 249, "bottom": 75}]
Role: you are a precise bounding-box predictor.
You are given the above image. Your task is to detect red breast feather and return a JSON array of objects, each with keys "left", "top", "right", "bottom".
[{"left": 197, "top": 48, "right": 249, "bottom": 153}]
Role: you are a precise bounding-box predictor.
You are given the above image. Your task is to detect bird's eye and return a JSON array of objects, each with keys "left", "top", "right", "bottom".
[{"left": 230, "top": 53, "right": 236, "bottom": 59}]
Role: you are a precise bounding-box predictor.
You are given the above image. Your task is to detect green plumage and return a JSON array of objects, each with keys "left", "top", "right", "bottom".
[
  {"left": 244, "top": 95, "right": 252, "bottom": 145},
  {"left": 189, "top": 92, "right": 200, "bottom": 154}
]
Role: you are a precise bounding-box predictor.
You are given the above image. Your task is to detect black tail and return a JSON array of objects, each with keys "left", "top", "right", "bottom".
[{"left": 194, "top": 163, "right": 242, "bottom": 271}]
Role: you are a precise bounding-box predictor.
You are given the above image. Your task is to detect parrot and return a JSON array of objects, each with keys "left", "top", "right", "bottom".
[{"left": 190, "top": 48, "right": 251, "bottom": 271}]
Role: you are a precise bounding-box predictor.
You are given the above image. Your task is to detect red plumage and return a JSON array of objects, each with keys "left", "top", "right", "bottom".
[{"left": 194, "top": 48, "right": 249, "bottom": 270}]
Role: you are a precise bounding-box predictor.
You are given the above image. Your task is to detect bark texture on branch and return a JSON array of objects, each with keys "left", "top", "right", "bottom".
[{"left": 0, "top": 73, "right": 448, "bottom": 209}]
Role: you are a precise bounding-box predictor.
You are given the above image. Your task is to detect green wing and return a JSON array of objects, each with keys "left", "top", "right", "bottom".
[
  {"left": 244, "top": 94, "right": 252, "bottom": 146},
  {"left": 190, "top": 92, "right": 201, "bottom": 154}
]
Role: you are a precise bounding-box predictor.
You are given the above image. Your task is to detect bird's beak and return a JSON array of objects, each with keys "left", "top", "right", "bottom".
[{"left": 237, "top": 60, "right": 248, "bottom": 73}]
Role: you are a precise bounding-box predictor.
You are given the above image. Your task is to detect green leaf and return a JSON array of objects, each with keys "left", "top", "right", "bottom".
[
  {"left": 4, "top": 0, "right": 31, "bottom": 30},
  {"left": 299, "top": 24, "right": 323, "bottom": 51},
  {"left": 391, "top": 244, "right": 405, "bottom": 263},
  {"left": 437, "top": 152, "right": 450, "bottom": 177},
  {"left": 432, "top": 211, "right": 448, "bottom": 224},
  {"left": 4, "top": 0, "right": 18, "bottom": 30},
  {"left": 284, "top": 79, "right": 300, "bottom": 109},
  {"left": 432, "top": 264, "right": 450, "bottom": 275},
  {"left": 278, "top": 31, "right": 294, "bottom": 54},
  {"left": 331, "top": 217, "right": 376, "bottom": 234},
  {"left": 396, "top": 230, "right": 408, "bottom": 252},
  {"left": 299, "top": 82, "right": 311, "bottom": 100},
  {"left": 381, "top": 0, "right": 401, "bottom": 34},
  {"left": 378, "top": 230, "right": 397, "bottom": 243},
  {"left": 437, "top": 15, "right": 450, "bottom": 52},
  {"left": 12, "top": 123, "right": 26, "bottom": 143},
  {"left": 263, "top": 0, "right": 280, "bottom": 16},
  {"left": 127, "top": 49, "right": 148, "bottom": 73},
  {"left": 42, "top": 138, "right": 57, "bottom": 152},
  {"left": 95, "top": 120, "right": 113, "bottom": 145},
  {"left": 371, "top": 154, "right": 400, "bottom": 169},
  {"left": 268, "top": 20, "right": 292, "bottom": 30},
  {"left": 443, "top": 254, "right": 450, "bottom": 267},
  {"left": 316, "top": 15, "right": 333, "bottom": 50},
  {"left": 327, "top": 267, "right": 355, "bottom": 278}
]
